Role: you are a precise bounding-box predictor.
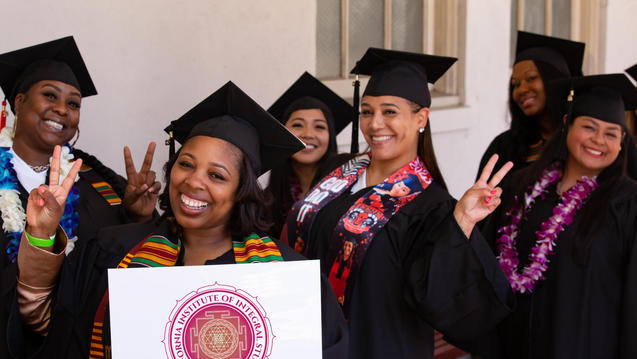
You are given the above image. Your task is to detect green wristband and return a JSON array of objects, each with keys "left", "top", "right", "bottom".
[{"left": 25, "top": 230, "right": 56, "bottom": 247}]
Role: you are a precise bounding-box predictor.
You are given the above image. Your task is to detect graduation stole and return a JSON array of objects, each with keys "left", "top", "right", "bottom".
[
  {"left": 89, "top": 233, "right": 282, "bottom": 359},
  {"left": 78, "top": 166, "right": 122, "bottom": 206},
  {"left": 287, "top": 154, "right": 432, "bottom": 313}
]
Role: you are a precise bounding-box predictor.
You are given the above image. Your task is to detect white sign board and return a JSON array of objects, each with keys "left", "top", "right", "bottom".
[{"left": 108, "top": 260, "right": 322, "bottom": 359}]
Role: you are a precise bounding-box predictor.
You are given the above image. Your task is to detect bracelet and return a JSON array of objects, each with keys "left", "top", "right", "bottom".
[{"left": 25, "top": 230, "right": 56, "bottom": 247}]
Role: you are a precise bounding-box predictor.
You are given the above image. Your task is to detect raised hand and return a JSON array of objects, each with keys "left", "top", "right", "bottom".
[
  {"left": 26, "top": 146, "right": 83, "bottom": 239},
  {"left": 122, "top": 142, "right": 161, "bottom": 221},
  {"left": 454, "top": 154, "right": 513, "bottom": 237}
]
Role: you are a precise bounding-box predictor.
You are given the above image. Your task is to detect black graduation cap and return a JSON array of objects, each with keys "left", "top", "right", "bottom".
[
  {"left": 164, "top": 81, "right": 305, "bottom": 176},
  {"left": 553, "top": 74, "right": 637, "bottom": 127},
  {"left": 350, "top": 47, "right": 457, "bottom": 108},
  {"left": 0, "top": 36, "right": 97, "bottom": 110},
  {"left": 515, "top": 31, "right": 585, "bottom": 77},
  {"left": 626, "top": 64, "right": 637, "bottom": 83},
  {"left": 267, "top": 71, "right": 353, "bottom": 134}
]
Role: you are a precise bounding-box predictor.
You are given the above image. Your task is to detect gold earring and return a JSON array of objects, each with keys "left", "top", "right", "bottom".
[
  {"left": 619, "top": 145, "right": 622, "bottom": 151},
  {"left": 70, "top": 127, "right": 80, "bottom": 147},
  {"left": 12, "top": 113, "right": 18, "bottom": 134}
]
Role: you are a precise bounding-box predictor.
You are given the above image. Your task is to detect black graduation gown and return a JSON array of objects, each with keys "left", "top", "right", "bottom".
[
  {"left": 0, "top": 161, "right": 128, "bottom": 359},
  {"left": 302, "top": 181, "right": 514, "bottom": 359},
  {"left": 482, "top": 175, "right": 637, "bottom": 359},
  {"left": 8, "top": 218, "right": 349, "bottom": 359}
]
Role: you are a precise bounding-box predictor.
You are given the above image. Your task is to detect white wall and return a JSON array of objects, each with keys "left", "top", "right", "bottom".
[
  {"left": 0, "top": 0, "right": 316, "bottom": 184},
  {"left": 1, "top": 0, "right": 634, "bottom": 200},
  {"left": 429, "top": 0, "right": 512, "bottom": 198},
  {"left": 604, "top": 0, "right": 637, "bottom": 75}
]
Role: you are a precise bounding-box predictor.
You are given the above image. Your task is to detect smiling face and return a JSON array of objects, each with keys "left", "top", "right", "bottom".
[
  {"left": 285, "top": 109, "right": 330, "bottom": 166},
  {"left": 13, "top": 80, "right": 81, "bottom": 151},
  {"left": 389, "top": 181, "right": 412, "bottom": 197},
  {"left": 169, "top": 136, "right": 242, "bottom": 233},
  {"left": 566, "top": 116, "right": 624, "bottom": 176},
  {"left": 359, "top": 95, "right": 428, "bottom": 166},
  {"left": 511, "top": 60, "right": 547, "bottom": 117}
]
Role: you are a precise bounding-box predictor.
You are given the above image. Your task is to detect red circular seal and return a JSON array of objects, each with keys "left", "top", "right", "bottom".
[{"left": 164, "top": 283, "right": 273, "bottom": 359}]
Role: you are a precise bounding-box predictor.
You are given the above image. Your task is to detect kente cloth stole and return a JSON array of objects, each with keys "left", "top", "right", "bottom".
[
  {"left": 89, "top": 233, "right": 282, "bottom": 358},
  {"left": 79, "top": 167, "right": 122, "bottom": 206},
  {"left": 287, "top": 154, "right": 432, "bottom": 314}
]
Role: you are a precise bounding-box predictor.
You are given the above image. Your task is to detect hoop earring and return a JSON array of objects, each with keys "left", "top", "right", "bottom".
[
  {"left": 12, "top": 113, "right": 18, "bottom": 134},
  {"left": 70, "top": 127, "right": 80, "bottom": 148},
  {"left": 418, "top": 127, "right": 425, "bottom": 134}
]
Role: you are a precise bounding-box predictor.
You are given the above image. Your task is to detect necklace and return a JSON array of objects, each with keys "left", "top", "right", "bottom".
[
  {"left": 29, "top": 164, "right": 50, "bottom": 173},
  {"left": 0, "top": 127, "right": 80, "bottom": 262},
  {"left": 496, "top": 163, "right": 598, "bottom": 293}
]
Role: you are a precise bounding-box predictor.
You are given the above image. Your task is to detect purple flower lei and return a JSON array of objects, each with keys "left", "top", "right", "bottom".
[{"left": 496, "top": 163, "right": 598, "bottom": 293}]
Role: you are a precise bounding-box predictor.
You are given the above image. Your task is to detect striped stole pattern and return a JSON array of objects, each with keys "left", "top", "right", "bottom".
[
  {"left": 233, "top": 234, "right": 284, "bottom": 263},
  {"left": 91, "top": 181, "right": 122, "bottom": 206},
  {"left": 89, "top": 235, "right": 180, "bottom": 359}
]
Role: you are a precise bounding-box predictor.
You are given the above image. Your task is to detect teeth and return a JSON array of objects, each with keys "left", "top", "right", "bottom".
[
  {"left": 180, "top": 194, "right": 209, "bottom": 209},
  {"left": 44, "top": 120, "right": 63, "bottom": 131},
  {"left": 585, "top": 148, "right": 602, "bottom": 156},
  {"left": 372, "top": 136, "right": 392, "bottom": 141},
  {"left": 306, "top": 145, "right": 317, "bottom": 149}
]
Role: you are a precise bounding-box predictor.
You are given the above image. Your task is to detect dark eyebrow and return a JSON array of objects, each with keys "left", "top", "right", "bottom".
[
  {"left": 583, "top": 118, "right": 600, "bottom": 127},
  {"left": 210, "top": 162, "right": 232, "bottom": 177},
  {"left": 360, "top": 102, "right": 400, "bottom": 109},
  {"left": 181, "top": 152, "right": 232, "bottom": 177},
  {"left": 42, "top": 83, "right": 82, "bottom": 98}
]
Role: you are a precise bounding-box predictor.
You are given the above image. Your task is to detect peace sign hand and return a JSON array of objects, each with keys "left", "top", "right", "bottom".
[
  {"left": 122, "top": 142, "right": 161, "bottom": 222},
  {"left": 454, "top": 154, "right": 513, "bottom": 238},
  {"left": 25, "top": 146, "right": 83, "bottom": 239}
]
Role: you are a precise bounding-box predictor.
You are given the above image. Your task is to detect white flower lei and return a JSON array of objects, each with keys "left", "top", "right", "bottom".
[{"left": 0, "top": 126, "right": 80, "bottom": 254}]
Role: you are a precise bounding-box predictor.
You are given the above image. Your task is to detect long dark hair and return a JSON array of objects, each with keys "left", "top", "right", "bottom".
[
  {"left": 266, "top": 97, "right": 338, "bottom": 236},
  {"left": 410, "top": 101, "right": 448, "bottom": 190},
  {"left": 507, "top": 60, "right": 570, "bottom": 164},
  {"left": 507, "top": 116, "right": 629, "bottom": 265},
  {"left": 159, "top": 145, "right": 273, "bottom": 238}
]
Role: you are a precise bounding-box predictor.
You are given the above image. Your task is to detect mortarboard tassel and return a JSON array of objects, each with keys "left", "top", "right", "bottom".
[
  {"left": 165, "top": 130, "right": 175, "bottom": 158},
  {"left": 557, "top": 88, "right": 576, "bottom": 161},
  {"left": 350, "top": 74, "right": 360, "bottom": 154},
  {"left": 1, "top": 99, "right": 7, "bottom": 131}
]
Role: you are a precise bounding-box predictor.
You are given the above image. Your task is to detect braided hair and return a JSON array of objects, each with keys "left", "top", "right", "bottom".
[{"left": 72, "top": 148, "right": 127, "bottom": 197}]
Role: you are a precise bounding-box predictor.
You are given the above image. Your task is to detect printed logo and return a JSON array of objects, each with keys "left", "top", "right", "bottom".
[{"left": 164, "top": 283, "right": 273, "bottom": 359}]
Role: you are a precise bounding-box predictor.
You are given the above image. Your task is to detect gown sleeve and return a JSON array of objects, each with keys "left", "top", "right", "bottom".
[
  {"left": 15, "top": 227, "right": 68, "bottom": 335},
  {"left": 403, "top": 202, "right": 514, "bottom": 355},
  {"left": 619, "top": 190, "right": 637, "bottom": 358}
]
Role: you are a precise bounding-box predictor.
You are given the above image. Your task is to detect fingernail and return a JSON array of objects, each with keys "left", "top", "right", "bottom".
[
  {"left": 38, "top": 186, "right": 45, "bottom": 193},
  {"left": 141, "top": 184, "right": 148, "bottom": 191},
  {"left": 490, "top": 190, "right": 497, "bottom": 194}
]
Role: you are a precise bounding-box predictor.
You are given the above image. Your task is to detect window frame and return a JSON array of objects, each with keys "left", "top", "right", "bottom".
[{"left": 318, "top": 0, "right": 466, "bottom": 110}]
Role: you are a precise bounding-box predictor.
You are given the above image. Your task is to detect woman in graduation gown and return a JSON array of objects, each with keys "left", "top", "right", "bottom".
[
  {"left": 482, "top": 74, "right": 637, "bottom": 358},
  {"left": 265, "top": 72, "right": 352, "bottom": 239},
  {"left": 9, "top": 82, "right": 348, "bottom": 359},
  {"left": 0, "top": 37, "right": 159, "bottom": 358},
  {"left": 284, "top": 48, "right": 515, "bottom": 359},
  {"left": 477, "top": 31, "right": 585, "bottom": 176}
]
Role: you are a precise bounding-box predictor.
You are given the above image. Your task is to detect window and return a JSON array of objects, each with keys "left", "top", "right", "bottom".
[
  {"left": 317, "top": 0, "right": 466, "bottom": 107},
  {"left": 511, "top": 0, "right": 606, "bottom": 75}
]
